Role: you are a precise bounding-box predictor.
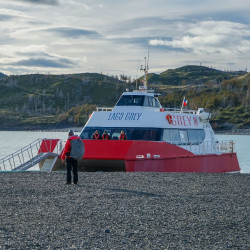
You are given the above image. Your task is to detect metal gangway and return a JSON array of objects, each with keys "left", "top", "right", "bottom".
[{"left": 0, "top": 138, "right": 63, "bottom": 172}]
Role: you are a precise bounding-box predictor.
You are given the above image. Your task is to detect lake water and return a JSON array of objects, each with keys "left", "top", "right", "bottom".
[{"left": 0, "top": 131, "right": 249, "bottom": 173}]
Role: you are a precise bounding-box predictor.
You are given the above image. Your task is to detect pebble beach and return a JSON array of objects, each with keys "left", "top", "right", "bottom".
[{"left": 0, "top": 172, "right": 249, "bottom": 249}]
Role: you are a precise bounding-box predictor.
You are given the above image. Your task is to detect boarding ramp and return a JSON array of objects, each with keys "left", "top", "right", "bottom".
[{"left": 0, "top": 138, "right": 63, "bottom": 172}]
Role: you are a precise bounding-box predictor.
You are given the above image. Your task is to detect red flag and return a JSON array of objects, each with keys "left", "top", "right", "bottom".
[{"left": 183, "top": 97, "right": 188, "bottom": 106}]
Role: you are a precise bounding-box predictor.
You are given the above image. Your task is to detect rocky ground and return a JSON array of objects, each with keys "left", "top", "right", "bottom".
[{"left": 0, "top": 172, "right": 249, "bottom": 249}]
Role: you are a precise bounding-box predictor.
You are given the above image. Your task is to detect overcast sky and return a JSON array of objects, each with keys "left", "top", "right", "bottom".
[{"left": 0, "top": 0, "right": 250, "bottom": 77}]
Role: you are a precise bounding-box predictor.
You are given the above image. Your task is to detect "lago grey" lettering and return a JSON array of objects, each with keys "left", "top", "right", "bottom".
[{"left": 108, "top": 112, "right": 142, "bottom": 121}]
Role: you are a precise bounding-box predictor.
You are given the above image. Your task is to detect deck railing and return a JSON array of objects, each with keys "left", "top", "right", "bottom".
[
  {"left": 169, "top": 140, "right": 235, "bottom": 155},
  {"left": 96, "top": 107, "right": 113, "bottom": 111},
  {"left": 96, "top": 106, "right": 197, "bottom": 113}
]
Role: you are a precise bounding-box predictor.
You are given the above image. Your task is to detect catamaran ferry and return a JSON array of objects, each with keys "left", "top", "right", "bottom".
[{"left": 40, "top": 59, "right": 240, "bottom": 173}]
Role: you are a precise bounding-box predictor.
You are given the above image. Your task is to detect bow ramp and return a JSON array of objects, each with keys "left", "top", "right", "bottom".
[{"left": 0, "top": 138, "right": 63, "bottom": 172}]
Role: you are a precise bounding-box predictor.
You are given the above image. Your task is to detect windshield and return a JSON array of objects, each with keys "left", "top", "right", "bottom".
[{"left": 116, "top": 95, "right": 144, "bottom": 106}]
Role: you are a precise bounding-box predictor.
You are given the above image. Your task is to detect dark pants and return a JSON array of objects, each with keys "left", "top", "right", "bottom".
[{"left": 66, "top": 158, "right": 78, "bottom": 184}]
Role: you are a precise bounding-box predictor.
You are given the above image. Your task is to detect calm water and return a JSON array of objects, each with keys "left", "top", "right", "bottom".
[{"left": 0, "top": 131, "right": 249, "bottom": 173}]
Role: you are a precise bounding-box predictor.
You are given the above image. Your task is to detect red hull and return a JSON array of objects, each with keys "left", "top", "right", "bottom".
[
  {"left": 39, "top": 139, "right": 240, "bottom": 173},
  {"left": 125, "top": 153, "right": 240, "bottom": 173}
]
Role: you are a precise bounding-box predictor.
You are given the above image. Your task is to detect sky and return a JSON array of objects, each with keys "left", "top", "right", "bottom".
[{"left": 0, "top": 0, "right": 250, "bottom": 78}]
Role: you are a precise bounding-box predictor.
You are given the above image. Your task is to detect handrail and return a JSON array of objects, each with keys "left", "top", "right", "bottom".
[
  {"left": 167, "top": 140, "right": 235, "bottom": 154},
  {"left": 96, "top": 106, "right": 197, "bottom": 114},
  {"left": 96, "top": 107, "right": 113, "bottom": 111},
  {"left": 162, "top": 108, "right": 196, "bottom": 114},
  {"left": 0, "top": 138, "right": 64, "bottom": 171},
  {"left": 0, "top": 138, "right": 41, "bottom": 162}
]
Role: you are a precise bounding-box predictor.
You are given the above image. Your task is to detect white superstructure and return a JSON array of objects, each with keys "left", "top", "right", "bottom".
[{"left": 80, "top": 90, "right": 222, "bottom": 155}]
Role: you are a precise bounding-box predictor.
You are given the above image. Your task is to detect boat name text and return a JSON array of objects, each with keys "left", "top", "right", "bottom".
[
  {"left": 170, "top": 115, "right": 199, "bottom": 126},
  {"left": 108, "top": 112, "right": 142, "bottom": 121}
]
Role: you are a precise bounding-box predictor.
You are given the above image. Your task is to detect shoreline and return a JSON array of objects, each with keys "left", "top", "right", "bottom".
[
  {"left": 0, "top": 126, "right": 83, "bottom": 133},
  {"left": 215, "top": 128, "right": 250, "bottom": 135},
  {"left": 1, "top": 128, "right": 250, "bottom": 135}
]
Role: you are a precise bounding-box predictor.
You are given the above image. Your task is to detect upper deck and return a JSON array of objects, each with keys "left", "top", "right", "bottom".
[
  {"left": 97, "top": 91, "right": 198, "bottom": 115},
  {"left": 85, "top": 91, "right": 210, "bottom": 129},
  {"left": 80, "top": 91, "right": 214, "bottom": 145}
]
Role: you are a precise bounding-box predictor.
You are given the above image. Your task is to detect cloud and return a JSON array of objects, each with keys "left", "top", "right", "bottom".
[
  {"left": 13, "top": 57, "right": 75, "bottom": 68},
  {"left": 44, "top": 27, "right": 101, "bottom": 39},
  {"left": 149, "top": 21, "right": 250, "bottom": 55},
  {"left": 0, "top": 14, "right": 15, "bottom": 21},
  {"left": 0, "top": 46, "right": 76, "bottom": 69},
  {"left": 0, "top": 0, "right": 250, "bottom": 75},
  {"left": 9, "top": 0, "right": 59, "bottom": 5}
]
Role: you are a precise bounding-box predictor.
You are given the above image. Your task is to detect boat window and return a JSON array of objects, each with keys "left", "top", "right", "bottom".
[
  {"left": 148, "top": 97, "right": 160, "bottom": 108},
  {"left": 153, "top": 97, "right": 160, "bottom": 108},
  {"left": 81, "top": 127, "right": 205, "bottom": 144},
  {"left": 116, "top": 95, "right": 144, "bottom": 106},
  {"left": 111, "top": 131, "right": 120, "bottom": 140},
  {"left": 163, "top": 129, "right": 205, "bottom": 145},
  {"left": 196, "top": 129, "right": 205, "bottom": 142},
  {"left": 80, "top": 131, "right": 89, "bottom": 139},
  {"left": 143, "top": 96, "right": 150, "bottom": 106},
  {"left": 179, "top": 130, "right": 188, "bottom": 143},
  {"left": 148, "top": 97, "right": 153, "bottom": 107},
  {"left": 80, "top": 127, "right": 162, "bottom": 141},
  {"left": 163, "top": 129, "right": 181, "bottom": 144},
  {"left": 187, "top": 129, "right": 198, "bottom": 143}
]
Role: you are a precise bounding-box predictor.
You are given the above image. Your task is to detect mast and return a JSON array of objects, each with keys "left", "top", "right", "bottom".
[{"left": 140, "top": 56, "right": 149, "bottom": 90}]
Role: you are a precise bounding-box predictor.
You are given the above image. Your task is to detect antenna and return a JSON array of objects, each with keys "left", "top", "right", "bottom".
[
  {"left": 139, "top": 56, "right": 148, "bottom": 90},
  {"left": 147, "top": 46, "right": 149, "bottom": 71},
  {"left": 136, "top": 59, "right": 139, "bottom": 90}
]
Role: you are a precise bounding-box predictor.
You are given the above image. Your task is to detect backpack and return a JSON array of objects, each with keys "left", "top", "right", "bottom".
[{"left": 70, "top": 138, "right": 85, "bottom": 160}]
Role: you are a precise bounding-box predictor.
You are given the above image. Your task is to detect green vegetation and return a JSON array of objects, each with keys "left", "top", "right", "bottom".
[{"left": 0, "top": 66, "right": 249, "bottom": 131}]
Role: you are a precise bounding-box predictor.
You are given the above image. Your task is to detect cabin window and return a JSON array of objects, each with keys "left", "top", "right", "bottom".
[
  {"left": 163, "top": 129, "right": 205, "bottom": 145},
  {"left": 163, "top": 129, "right": 181, "bottom": 143},
  {"left": 116, "top": 95, "right": 144, "bottom": 106},
  {"left": 179, "top": 130, "right": 188, "bottom": 143},
  {"left": 147, "top": 97, "right": 160, "bottom": 108},
  {"left": 187, "top": 129, "right": 198, "bottom": 143},
  {"left": 143, "top": 96, "right": 150, "bottom": 106},
  {"left": 80, "top": 127, "right": 162, "bottom": 141},
  {"left": 196, "top": 129, "right": 205, "bottom": 142}
]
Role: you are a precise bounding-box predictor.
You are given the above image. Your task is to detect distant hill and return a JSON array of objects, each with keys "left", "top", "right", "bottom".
[
  {"left": 0, "top": 72, "right": 6, "bottom": 79},
  {"left": 0, "top": 73, "right": 126, "bottom": 129},
  {"left": 146, "top": 65, "right": 247, "bottom": 85},
  {"left": 0, "top": 66, "right": 249, "bottom": 130}
]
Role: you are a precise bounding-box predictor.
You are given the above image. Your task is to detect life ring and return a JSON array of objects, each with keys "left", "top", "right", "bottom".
[{"left": 166, "top": 114, "right": 173, "bottom": 124}]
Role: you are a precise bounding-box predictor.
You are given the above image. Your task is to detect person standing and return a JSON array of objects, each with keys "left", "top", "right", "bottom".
[
  {"left": 119, "top": 130, "right": 127, "bottom": 140},
  {"left": 61, "top": 130, "right": 79, "bottom": 185},
  {"left": 92, "top": 130, "right": 100, "bottom": 139},
  {"left": 102, "top": 130, "right": 110, "bottom": 140}
]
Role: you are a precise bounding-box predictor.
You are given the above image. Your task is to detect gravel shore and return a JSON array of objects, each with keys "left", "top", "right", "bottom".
[{"left": 0, "top": 172, "right": 249, "bottom": 249}]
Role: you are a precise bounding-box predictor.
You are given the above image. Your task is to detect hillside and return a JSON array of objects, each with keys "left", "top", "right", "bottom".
[
  {"left": 0, "top": 73, "right": 126, "bottom": 129},
  {"left": 146, "top": 65, "right": 246, "bottom": 85},
  {"left": 0, "top": 72, "right": 6, "bottom": 79},
  {"left": 0, "top": 66, "right": 249, "bottom": 131}
]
